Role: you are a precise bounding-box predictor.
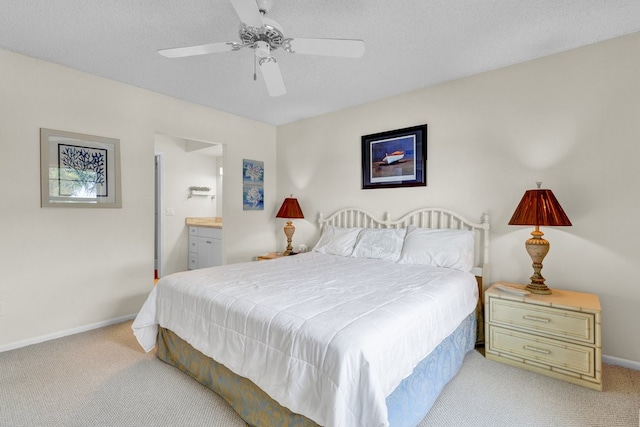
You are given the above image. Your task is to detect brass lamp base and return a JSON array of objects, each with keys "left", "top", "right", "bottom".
[
  {"left": 282, "top": 221, "right": 295, "bottom": 256},
  {"left": 525, "top": 283, "right": 552, "bottom": 295},
  {"left": 524, "top": 229, "right": 552, "bottom": 294}
]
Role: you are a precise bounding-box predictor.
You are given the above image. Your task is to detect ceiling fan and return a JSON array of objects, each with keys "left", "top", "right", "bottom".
[{"left": 158, "top": 0, "right": 365, "bottom": 97}]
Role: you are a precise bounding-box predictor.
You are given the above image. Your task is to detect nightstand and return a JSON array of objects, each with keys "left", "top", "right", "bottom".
[
  {"left": 256, "top": 252, "right": 285, "bottom": 260},
  {"left": 484, "top": 282, "right": 602, "bottom": 390}
]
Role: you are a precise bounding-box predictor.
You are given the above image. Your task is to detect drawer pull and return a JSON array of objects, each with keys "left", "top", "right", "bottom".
[
  {"left": 523, "top": 345, "right": 550, "bottom": 354},
  {"left": 523, "top": 315, "right": 550, "bottom": 323}
]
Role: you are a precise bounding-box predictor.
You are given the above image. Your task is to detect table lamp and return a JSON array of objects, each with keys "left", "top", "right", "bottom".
[
  {"left": 508, "top": 183, "right": 572, "bottom": 294},
  {"left": 276, "top": 196, "right": 304, "bottom": 256}
]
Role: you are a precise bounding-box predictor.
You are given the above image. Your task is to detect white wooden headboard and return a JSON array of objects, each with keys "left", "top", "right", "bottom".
[{"left": 318, "top": 208, "right": 490, "bottom": 285}]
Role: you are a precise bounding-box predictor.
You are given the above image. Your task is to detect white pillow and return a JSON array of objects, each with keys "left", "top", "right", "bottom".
[
  {"left": 398, "top": 226, "right": 475, "bottom": 272},
  {"left": 351, "top": 228, "right": 407, "bottom": 262},
  {"left": 313, "top": 225, "right": 362, "bottom": 257}
]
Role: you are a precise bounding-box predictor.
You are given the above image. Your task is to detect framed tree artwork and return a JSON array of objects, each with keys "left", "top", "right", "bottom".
[{"left": 40, "top": 128, "right": 122, "bottom": 208}]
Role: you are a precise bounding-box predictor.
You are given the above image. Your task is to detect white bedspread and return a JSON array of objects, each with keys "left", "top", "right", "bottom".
[{"left": 132, "top": 252, "right": 477, "bottom": 427}]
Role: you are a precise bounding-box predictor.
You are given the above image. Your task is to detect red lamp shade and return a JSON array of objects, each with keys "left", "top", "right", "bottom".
[
  {"left": 276, "top": 197, "right": 304, "bottom": 219},
  {"left": 508, "top": 189, "right": 572, "bottom": 227}
]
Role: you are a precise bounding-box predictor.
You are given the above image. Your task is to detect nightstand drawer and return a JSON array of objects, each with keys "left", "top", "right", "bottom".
[
  {"left": 488, "top": 298, "right": 595, "bottom": 344},
  {"left": 487, "top": 325, "right": 596, "bottom": 377}
]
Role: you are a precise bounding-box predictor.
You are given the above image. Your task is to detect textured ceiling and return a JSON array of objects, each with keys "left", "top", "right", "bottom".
[{"left": 1, "top": 1, "right": 639, "bottom": 126}]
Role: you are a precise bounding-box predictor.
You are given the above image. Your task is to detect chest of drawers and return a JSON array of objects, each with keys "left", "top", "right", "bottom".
[{"left": 484, "top": 282, "right": 602, "bottom": 390}]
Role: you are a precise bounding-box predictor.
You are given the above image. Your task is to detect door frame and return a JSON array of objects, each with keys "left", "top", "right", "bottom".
[{"left": 154, "top": 151, "right": 165, "bottom": 279}]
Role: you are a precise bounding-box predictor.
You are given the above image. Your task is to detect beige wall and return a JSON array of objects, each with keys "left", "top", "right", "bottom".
[
  {"left": 277, "top": 32, "right": 640, "bottom": 363},
  {"left": 2, "top": 32, "right": 639, "bottom": 364},
  {"left": 0, "top": 48, "right": 276, "bottom": 348}
]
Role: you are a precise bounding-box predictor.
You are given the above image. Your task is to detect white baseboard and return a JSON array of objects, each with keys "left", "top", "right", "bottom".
[
  {"left": 603, "top": 354, "right": 640, "bottom": 371},
  {"left": 0, "top": 314, "right": 137, "bottom": 353}
]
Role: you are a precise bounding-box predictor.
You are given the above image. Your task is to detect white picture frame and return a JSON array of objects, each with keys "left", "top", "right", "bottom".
[{"left": 40, "top": 128, "right": 122, "bottom": 208}]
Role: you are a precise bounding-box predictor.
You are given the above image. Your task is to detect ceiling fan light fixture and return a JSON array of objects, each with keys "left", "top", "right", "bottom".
[{"left": 254, "top": 41, "right": 271, "bottom": 58}]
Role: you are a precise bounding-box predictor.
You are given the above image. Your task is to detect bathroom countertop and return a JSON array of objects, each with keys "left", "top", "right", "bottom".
[{"left": 185, "top": 217, "right": 222, "bottom": 228}]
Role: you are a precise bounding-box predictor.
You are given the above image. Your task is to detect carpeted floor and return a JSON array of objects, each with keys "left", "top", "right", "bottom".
[{"left": 0, "top": 321, "right": 638, "bottom": 426}]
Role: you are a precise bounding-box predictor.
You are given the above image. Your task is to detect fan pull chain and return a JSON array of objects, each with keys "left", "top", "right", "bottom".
[{"left": 253, "top": 55, "right": 257, "bottom": 81}]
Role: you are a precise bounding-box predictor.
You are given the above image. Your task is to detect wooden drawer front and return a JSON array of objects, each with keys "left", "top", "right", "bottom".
[
  {"left": 487, "top": 325, "right": 596, "bottom": 377},
  {"left": 189, "top": 226, "right": 198, "bottom": 236},
  {"left": 489, "top": 299, "right": 595, "bottom": 344}
]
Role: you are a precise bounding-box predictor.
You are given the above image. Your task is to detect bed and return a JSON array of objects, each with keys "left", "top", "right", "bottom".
[{"left": 133, "top": 207, "right": 490, "bottom": 427}]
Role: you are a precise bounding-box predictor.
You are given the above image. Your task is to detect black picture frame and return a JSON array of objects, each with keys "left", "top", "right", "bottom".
[{"left": 361, "top": 124, "right": 427, "bottom": 189}]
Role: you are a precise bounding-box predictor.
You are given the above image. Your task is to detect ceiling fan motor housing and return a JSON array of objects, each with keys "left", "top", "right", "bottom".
[{"left": 239, "top": 17, "right": 285, "bottom": 51}]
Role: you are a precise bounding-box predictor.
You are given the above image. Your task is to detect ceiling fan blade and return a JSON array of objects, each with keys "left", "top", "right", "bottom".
[
  {"left": 285, "top": 38, "right": 365, "bottom": 58},
  {"left": 230, "top": 0, "right": 264, "bottom": 28},
  {"left": 158, "top": 42, "right": 235, "bottom": 58},
  {"left": 259, "top": 57, "right": 286, "bottom": 97}
]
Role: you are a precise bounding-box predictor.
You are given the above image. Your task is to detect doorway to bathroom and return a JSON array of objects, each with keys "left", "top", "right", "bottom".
[{"left": 154, "top": 134, "right": 223, "bottom": 279}]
